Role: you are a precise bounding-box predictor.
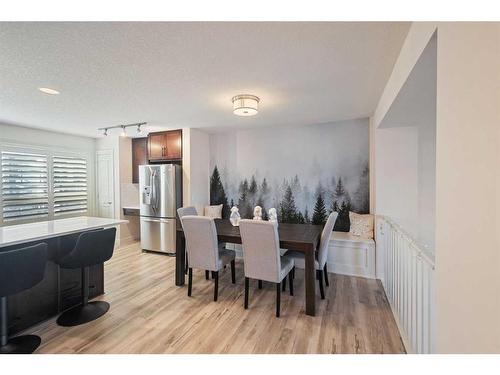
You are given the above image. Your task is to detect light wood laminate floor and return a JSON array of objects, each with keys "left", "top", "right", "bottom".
[{"left": 31, "top": 242, "right": 405, "bottom": 354}]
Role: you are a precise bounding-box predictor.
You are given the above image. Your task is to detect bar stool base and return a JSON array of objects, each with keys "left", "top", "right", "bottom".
[
  {"left": 57, "top": 301, "right": 110, "bottom": 327},
  {"left": 0, "top": 335, "right": 41, "bottom": 354}
]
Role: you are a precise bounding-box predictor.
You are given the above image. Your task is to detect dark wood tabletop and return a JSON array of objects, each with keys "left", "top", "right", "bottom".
[{"left": 177, "top": 219, "right": 322, "bottom": 252}]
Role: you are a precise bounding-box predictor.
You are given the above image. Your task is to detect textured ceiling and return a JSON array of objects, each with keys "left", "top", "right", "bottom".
[{"left": 0, "top": 22, "right": 409, "bottom": 138}]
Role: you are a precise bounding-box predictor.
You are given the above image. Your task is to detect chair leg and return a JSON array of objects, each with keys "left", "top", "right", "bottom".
[
  {"left": 1, "top": 296, "right": 8, "bottom": 347},
  {"left": 276, "top": 283, "right": 281, "bottom": 317},
  {"left": 282, "top": 275, "right": 286, "bottom": 292},
  {"left": 244, "top": 277, "right": 250, "bottom": 309},
  {"left": 291, "top": 267, "right": 295, "bottom": 279},
  {"left": 187, "top": 268, "right": 193, "bottom": 297},
  {"left": 289, "top": 270, "right": 294, "bottom": 296},
  {"left": 205, "top": 270, "right": 210, "bottom": 280},
  {"left": 230, "top": 260, "right": 236, "bottom": 284},
  {"left": 324, "top": 264, "right": 330, "bottom": 287},
  {"left": 185, "top": 253, "right": 188, "bottom": 275},
  {"left": 81, "top": 267, "right": 89, "bottom": 306},
  {"left": 318, "top": 270, "right": 325, "bottom": 299},
  {"left": 258, "top": 280, "right": 263, "bottom": 289},
  {"left": 213, "top": 271, "right": 219, "bottom": 302}
]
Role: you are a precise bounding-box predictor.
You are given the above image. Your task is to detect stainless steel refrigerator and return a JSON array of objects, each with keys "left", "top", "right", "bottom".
[{"left": 139, "top": 164, "right": 182, "bottom": 254}]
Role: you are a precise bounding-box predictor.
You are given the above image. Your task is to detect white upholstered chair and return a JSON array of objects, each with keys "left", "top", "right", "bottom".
[
  {"left": 239, "top": 219, "right": 294, "bottom": 317},
  {"left": 177, "top": 206, "right": 199, "bottom": 277},
  {"left": 286, "top": 211, "right": 338, "bottom": 299},
  {"left": 181, "top": 215, "right": 236, "bottom": 301}
]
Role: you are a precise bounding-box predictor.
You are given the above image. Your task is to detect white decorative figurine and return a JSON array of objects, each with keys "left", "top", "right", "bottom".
[
  {"left": 253, "top": 206, "right": 263, "bottom": 220},
  {"left": 268, "top": 207, "right": 278, "bottom": 225},
  {"left": 230, "top": 206, "right": 241, "bottom": 226}
]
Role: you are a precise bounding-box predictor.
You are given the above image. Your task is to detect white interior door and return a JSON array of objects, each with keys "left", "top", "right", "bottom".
[{"left": 96, "top": 150, "right": 115, "bottom": 218}]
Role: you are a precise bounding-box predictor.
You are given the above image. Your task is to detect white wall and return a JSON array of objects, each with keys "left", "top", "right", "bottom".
[
  {"left": 376, "top": 31, "right": 437, "bottom": 251},
  {"left": 375, "top": 126, "right": 419, "bottom": 233},
  {"left": 182, "top": 128, "right": 210, "bottom": 214},
  {"left": 373, "top": 22, "right": 500, "bottom": 353},
  {"left": 434, "top": 23, "right": 500, "bottom": 354}
]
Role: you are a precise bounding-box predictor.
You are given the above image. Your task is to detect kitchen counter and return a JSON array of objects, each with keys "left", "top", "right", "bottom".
[
  {"left": 0, "top": 216, "right": 128, "bottom": 248},
  {"left": 122, "top": 206, "right": 140, "bottom": 216},
  {"left": 1, "top": 216, "right": 127, "bottom": 335}
]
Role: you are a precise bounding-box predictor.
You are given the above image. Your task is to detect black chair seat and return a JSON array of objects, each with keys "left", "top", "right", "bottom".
[{"left": 0, "top": 243, "right": 47, "bottom": 354}]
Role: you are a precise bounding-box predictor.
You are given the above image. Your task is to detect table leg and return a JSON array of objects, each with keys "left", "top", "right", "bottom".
[
  {"left": 304, "top": 246, "right": 316, "bottom": 316},
  {"left": 175, "top": 231, "right": 185, "bottom": 286}
]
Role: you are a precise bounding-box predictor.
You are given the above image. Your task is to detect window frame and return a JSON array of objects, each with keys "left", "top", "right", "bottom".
[{"left": 0, "top": 142, "right": 94, "bottom": 226}]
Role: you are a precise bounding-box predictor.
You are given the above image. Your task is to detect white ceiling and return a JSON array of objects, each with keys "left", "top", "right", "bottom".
[{"left": 0, "top": 22, "right": 409, "bottom": 138}]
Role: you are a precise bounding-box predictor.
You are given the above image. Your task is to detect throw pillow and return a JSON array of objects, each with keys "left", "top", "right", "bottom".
[{"left": 349, "top": 212, "right": 374, "bottom": 239}]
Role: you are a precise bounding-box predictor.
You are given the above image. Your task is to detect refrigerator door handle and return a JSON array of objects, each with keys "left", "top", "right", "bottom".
[{"left": 142, "top": 218, "right": 171, "bottom": 223}]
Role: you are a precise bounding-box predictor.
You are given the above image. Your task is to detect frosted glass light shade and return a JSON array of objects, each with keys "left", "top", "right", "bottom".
[{"left": 232, "top": 94, "right": 259, "bottom": 116}]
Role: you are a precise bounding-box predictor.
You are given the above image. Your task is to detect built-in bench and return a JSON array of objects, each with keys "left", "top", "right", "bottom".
[
  {"left": 227, "top": 230, "right": 376, "bottom": 280},
  {"left": 326, "top": 231, "right": 376, "bottom": 279}
]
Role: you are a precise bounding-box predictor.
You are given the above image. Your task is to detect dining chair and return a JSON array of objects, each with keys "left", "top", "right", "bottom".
[
  {"left": 181, "top": 215, "right": 236, "bottom": 301},
  {"left": 286, "top": 211, "right": 338, "bottom": 299},
  {"left": 239, "top": 219, "right": 294, "bottom": 318},
  {"left": 177, "top": 206, "right": 199, "bottom": 277}
]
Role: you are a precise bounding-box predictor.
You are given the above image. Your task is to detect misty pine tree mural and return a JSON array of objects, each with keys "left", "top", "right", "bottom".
[
  {"left": 208, "top": 119, "right": 370, "bottom": 231},
  {"left": 312, "top": 192, "right": 328, "bottom": 225},
  {"left": 210, "top": 166, "right": 230, "bottom": 218},
  {"left": 238, "top": 179, "right": 252, "bottom": 219},
  {"left": 279, "top": 185, "right": 299, "bottom": 223}
]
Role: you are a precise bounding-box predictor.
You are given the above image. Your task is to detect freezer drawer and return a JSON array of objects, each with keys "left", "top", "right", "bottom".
[{"left": 140, "top": 217, "right": 176, "bottom": 254}]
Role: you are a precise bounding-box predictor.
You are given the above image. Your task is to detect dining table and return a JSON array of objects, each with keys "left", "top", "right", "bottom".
[{"left": 176, "top": 219, "right": 323, "bottom": 316}]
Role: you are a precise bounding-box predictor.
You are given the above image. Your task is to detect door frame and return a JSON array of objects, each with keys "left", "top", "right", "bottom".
[{"left": 95, "top": 149, "right": 115, "bottom": 219}]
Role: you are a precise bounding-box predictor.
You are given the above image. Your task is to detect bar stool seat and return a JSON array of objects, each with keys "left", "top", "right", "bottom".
[
  {"left": 0, "top": 243, "right": 47, "bottom": 354},
  {"left": 55, "top": 228, "right": 116, "bottom": 327}
]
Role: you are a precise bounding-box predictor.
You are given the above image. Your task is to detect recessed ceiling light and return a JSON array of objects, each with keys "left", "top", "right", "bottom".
[
  {"left": 38, "top": 87, "right": 60, "bottom": 95},
  {"left": 232, "top": 94, "right": 259, "bottom": 116}
]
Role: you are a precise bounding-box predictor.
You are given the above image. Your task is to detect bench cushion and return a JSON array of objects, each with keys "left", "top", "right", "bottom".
[{"left": 331, "top": 231, "right": 375, "bottom": 245}]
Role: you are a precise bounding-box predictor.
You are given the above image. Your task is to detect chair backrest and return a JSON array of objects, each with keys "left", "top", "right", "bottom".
[
  {"left": 239, "top": 219, "right": 282, "bottom": 283},
  {"left": 177, "top": 206, "right": 198, "bottom": 224},
  {"left": 57, "top": 227, "right": 116, "bottom": 269},
  {"left": 317, "top": 212, "right": 338, "bottom": 268},
  {"left": 181, "top": 216, "right": 219, "bottom": 271},
  {"left": 0, "top": 243, "right": 47, "bottom": 297}
]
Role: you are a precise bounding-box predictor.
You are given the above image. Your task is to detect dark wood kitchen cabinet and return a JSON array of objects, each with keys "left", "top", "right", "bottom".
[
  {"left": 132, "top": 137, "right": 148, "bottom": 183},
  {"left": 147, "top": 130, "right": 182, "bottom": 162}
]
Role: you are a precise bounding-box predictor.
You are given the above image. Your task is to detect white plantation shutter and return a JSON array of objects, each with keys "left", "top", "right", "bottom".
[
  {"left": 1, "top": 151, "right": 49, "bottom": 221},
  {"left": 53, "top": 155, "right": 88, "bottom": 216}
]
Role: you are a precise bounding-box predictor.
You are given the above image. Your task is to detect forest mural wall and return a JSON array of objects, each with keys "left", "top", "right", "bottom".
[{"left": 209, "top": 118, "right": 369, "bottom": 231}]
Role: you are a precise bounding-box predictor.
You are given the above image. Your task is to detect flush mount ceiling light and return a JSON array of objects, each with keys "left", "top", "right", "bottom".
[
  {"left": 38, "top": 87, "right": 60, "bottom": 95},
  {"left": 232, "top": 94, "right": 259, "bottom": 116}
]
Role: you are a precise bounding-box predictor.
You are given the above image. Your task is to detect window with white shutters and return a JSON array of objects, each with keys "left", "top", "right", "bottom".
[
  {"left": 53, "top": 155, "right": 88, "bottom": 216},
  {"left": 1, "top": 151, "right": 49, "bottom": 221}
]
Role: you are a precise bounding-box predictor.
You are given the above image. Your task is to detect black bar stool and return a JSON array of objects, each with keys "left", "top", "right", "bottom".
[
  {"left": 0, "top": 243, "right": 47, "bottom": 354},
  {"left": 55, "top": 227, "right": 116, "bottom": 327}
]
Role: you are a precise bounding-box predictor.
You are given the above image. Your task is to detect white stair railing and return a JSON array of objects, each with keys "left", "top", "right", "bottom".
[{"left": 377, "top": 216, "right": 435, "bottom": 354}]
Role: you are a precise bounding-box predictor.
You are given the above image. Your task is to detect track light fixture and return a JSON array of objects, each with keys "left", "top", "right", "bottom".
[{"left": 98, "top": 122, "right": 147, "bottom": 137}]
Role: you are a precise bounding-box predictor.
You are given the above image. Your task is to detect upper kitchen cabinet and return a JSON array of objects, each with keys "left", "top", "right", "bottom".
[
  {"left": 147, "top": 130, "right": 182, "bottom": 162},
  {"left": 132, "top": 137, "right": 148, "bottom": 183}
]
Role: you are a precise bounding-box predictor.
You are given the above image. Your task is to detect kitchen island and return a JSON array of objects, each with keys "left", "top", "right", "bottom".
[{"left": 0, "top": 216, "right": 127, "bottom": 335}]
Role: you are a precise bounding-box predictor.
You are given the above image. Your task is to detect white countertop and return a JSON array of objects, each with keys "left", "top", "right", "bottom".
[
  {"left": 0, "top": 216, "right": 128, "bottom": 248},
  {"left": 122, "top": 206, "right": 140, "bottom": 210}
]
